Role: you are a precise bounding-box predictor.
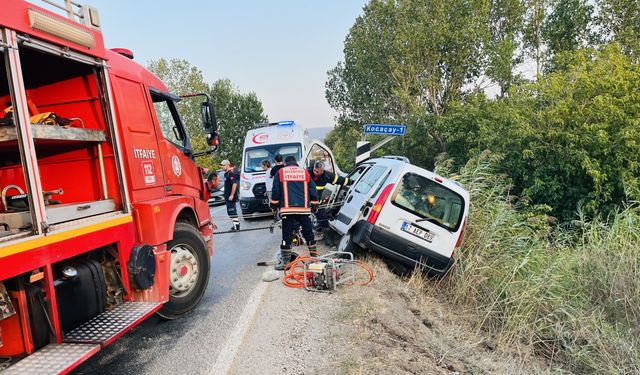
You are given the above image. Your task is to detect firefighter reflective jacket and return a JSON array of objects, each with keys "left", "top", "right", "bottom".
[
  {"left": 307, "top": 168, "right": 349, "bottom": 191},
  {"left": 271, "top": 163, "right": 319, "bottom": 214}
]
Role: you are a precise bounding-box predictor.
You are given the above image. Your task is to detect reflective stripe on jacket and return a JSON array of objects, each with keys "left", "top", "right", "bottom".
[
  {"left": 271, "top": 164, "right": 319, "bottom": 214},
  {"left": 307, "top": 168, "right": 349, "bottom": 191}
]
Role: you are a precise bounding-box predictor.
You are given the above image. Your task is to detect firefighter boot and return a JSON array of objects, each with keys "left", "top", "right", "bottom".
[{"left": 275, "top": 245, "right": 292, "bottom": 271}]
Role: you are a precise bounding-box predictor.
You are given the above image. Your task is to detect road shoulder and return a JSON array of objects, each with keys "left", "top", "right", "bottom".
[{"left": 231, "top": 271, "right": 341, "bottom": 375}]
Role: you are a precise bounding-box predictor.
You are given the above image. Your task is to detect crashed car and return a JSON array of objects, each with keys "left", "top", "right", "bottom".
[
  {"left": 328, "top": 156, "right": 469, "bottom": 275},
  {"left": 207, "top": 170, "right": 226, "bottom": 206}
]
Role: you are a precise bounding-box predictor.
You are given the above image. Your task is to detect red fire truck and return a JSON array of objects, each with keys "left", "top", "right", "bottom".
[{"left": 0, "top": 1, "right": 219, "bottom": 373}]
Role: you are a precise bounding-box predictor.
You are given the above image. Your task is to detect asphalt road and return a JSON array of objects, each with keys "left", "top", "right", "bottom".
[{"left": 73, "top": 205, "right": 281, "bottom": 375}]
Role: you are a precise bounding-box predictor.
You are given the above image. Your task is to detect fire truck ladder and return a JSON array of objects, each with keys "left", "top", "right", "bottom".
[
  {"left": 2, "top": 302, "right": 160, "bottom": 374},
  {"left": 38, "top": 0, "right": 101, "bottom": 29}
]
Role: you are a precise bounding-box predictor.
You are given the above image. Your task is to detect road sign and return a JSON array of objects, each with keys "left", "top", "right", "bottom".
[{"left": 363, "top": 124, "right": 406, "bottom": 136}]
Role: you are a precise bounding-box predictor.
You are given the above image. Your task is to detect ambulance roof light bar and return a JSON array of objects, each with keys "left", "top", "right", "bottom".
[{"left": 254, "top": 120, "right": 296, "bottom": 128}]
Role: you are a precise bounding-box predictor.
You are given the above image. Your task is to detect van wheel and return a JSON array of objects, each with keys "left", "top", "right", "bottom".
[
  {"left": 157, "top": 223, "right": 210, "bottom": 320},
  {"left": 323, "top": 228, "right": 340, "bottom": 247},
  {"left": 337, "top": 231, "right": 359, "bottom": 254}
]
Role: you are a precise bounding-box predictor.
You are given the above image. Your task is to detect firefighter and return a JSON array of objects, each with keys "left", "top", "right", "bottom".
[
  {"left": 205, "top": 171, "right": 221, "bottom": 230},
  {"left": 270, "top": 156, "right": 319, "bottom": 270},
  {"left": 221, "top": 159, "right": 241, "bottom": 231},
  {"left": 308, "top": 160, "right": 350, "bottom": 233}
]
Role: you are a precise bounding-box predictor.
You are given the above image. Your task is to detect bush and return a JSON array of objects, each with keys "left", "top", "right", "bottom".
[{"left": 436, "top": 152, "right": 640, "bottom": 373}]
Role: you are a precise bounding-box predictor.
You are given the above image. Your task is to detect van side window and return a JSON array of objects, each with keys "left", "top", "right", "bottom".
[
  {"left": 354, "top": 166, "right": 387, "bottom": 195},
  {"left": 308, "top": 144, "right": 334, "bottom": 172},
  {"left": 150, "top": 92, "right": 184, "bottom": 147},
  {"left": 369, "top": 170, "right": 392, "bottom": 198},
  {"left": 347, "top": 165, "right": 369, "bottom": 186}
]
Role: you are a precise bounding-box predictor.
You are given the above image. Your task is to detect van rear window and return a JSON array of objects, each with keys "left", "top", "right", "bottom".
[{"left": 391, "top": 173, "right": 464, "bottom": 231}]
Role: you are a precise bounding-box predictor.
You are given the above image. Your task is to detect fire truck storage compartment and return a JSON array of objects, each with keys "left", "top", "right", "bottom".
[
  {"left": 0, "top": 44, "right": 122, "bottom": 236},
  {"left": 54, "top": 259, "right": 107, "bottom": 334},
  {"left": 0, "top": 276, "right": 53, "bottom": 355}
]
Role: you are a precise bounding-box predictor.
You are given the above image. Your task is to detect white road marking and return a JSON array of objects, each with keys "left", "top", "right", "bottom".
[{"left": 209, "top": 253, "right": 277, "bottom": 375}]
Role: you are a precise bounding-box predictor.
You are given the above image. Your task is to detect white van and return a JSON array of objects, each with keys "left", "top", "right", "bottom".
[
  {"left": 239, "top": 121, "right": 342, "bottom": 216},
  {"left": 329, "top": 156, "right": 469, "bottom": 275}
]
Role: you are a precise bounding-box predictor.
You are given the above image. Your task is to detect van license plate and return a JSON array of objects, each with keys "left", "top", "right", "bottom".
[{"left": 401, "top": 222, "right": 434, "bottom": 242}]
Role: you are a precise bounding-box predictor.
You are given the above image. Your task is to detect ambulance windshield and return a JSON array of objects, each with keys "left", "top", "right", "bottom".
[{"left": 244, "top": 143, "right": 302, "bottom": 172}]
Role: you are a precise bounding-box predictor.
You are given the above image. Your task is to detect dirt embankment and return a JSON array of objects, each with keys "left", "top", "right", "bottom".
[
  {"left": 325, "top": 258, "right": 553, "bottom": 375},
  {"left": 235, "top": 246, "right": 553, "bottom": 374}
]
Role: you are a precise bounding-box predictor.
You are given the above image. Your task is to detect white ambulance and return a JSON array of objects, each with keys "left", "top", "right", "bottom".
[{"left": 239, "top": 121, "right": 341, "bottom": 216}]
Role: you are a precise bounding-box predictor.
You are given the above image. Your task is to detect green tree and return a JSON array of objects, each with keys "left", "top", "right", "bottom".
[
  {"left": 445, "top": 45, "right": 640, "bottom": 219},
  {"left": 486, "top": 0, "right": 526, "bottom": 96},
  {"left": 326, "top": 0, "right": 490, "bottom": 168},
  {"left": 599, "top": 0, "right": 640, "bottom": 62},
  {"left": 523, "top": 0, "right": 549, "bottom": 76},
  {"left": 209, "top": 79, "right": 268, "bottom": 166},
  {"left": 147, "top": 59, "right": 267, "bottom": 170},
  {"left": 542, "top": 0, "right": 594, "bottom": 57}
]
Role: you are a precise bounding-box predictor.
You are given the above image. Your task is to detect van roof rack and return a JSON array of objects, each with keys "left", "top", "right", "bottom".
[{"left": 381, "top": 155, "right": 410, "bottom": 163}]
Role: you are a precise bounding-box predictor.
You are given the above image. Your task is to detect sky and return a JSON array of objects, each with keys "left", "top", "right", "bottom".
[{"left": 84, "top": 0, "right": 369, "bottom": 129}]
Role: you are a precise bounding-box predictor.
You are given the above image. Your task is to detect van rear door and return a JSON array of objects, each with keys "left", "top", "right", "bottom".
[
  {"left": 304, "top": 141, "right": 342, "bottom": 175},
  {"left": 331, "top": 164, "right": 388, "bottom": 235},
  {"left": 375, "top": 166, "right": 467, "bottom": 258}
]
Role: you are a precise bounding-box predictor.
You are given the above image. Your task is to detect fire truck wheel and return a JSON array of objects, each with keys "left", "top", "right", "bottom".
[{"left": 157, "top": 222, "right": 210, "bottom": 319}]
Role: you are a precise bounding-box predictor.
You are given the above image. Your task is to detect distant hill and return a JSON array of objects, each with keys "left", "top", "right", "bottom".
[{"left": 307, "top": 127, "right": 333, "bottom": 141}]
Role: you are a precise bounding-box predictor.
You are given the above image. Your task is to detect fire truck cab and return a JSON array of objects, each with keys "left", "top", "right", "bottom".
[{"left": 0, "top": 1, "right": 218, "bottom": 373}]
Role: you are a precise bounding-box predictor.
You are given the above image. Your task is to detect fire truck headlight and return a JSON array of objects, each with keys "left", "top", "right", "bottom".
[{"left": 240, "top": 181, "right": 251, "bottom": 191}]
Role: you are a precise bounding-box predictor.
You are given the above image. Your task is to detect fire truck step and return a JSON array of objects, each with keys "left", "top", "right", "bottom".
[
  {"left": 2, "top": 343, "right": 99, "bottom": 375},
  {"left": 63, "top": 302, "right": 161, "bottom": 345}
]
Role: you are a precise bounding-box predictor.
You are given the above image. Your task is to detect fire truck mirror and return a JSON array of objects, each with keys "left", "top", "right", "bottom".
[
  {"left": 206, "top": 132, "right": 219, "bottom": 147},
  {"left": 201, "top": 101, "right": 218, "bottom": 134}
]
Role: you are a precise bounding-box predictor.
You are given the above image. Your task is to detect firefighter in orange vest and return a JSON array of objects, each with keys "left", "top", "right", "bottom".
[
  {"left": 308, "top": 160, "right": 350, "bottom": 233},
  {"left": 270, "top": 156, "right": 319, "bottom": 270}
]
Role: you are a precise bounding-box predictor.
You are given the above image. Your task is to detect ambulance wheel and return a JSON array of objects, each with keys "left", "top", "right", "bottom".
[{"left": 157, "top": 223, "right": 210, "bottom": 320}]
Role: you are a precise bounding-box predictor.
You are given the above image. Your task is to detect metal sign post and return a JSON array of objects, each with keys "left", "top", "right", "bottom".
[{"left": 357, "top": 124, "right": 407, "bottom": 164}]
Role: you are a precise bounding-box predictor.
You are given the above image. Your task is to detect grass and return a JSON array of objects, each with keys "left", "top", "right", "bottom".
[{"left": 431, "top": 151, "right": 640, "bottom": 373}]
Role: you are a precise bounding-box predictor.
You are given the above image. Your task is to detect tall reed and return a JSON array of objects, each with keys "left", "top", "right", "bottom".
[{"left": 434, "top": 152, "right": 640, "bottom": 373}]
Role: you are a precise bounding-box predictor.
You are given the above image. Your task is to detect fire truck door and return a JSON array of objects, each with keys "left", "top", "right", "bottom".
[
  {"left": 111, "top": 77, "right": 166, "bottom": 202},
  {"left": 148, "top": 90, "right": 200, "bottom": 199}
]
